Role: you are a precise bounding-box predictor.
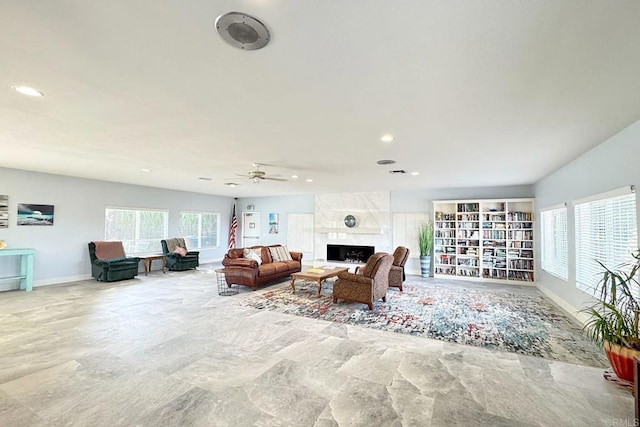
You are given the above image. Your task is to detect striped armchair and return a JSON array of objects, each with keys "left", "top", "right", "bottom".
[{"left": 332, "top": 252, "right": 393, "bottom": 310}]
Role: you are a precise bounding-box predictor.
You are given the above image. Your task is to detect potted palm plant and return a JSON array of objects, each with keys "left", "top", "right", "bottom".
[
  {"left": 418, "top": 221, "right": 434, "bottom": 278},
  {"left": 581, "top": 251, "right": 640, "bottom": 383}
]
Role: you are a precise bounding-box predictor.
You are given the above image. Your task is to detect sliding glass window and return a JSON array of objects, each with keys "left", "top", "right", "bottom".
[
  {"left": 105, "top": 207, "right": 169, "bottom": 254},
  {"left": 179, "top": 212, "right": 220, "bottom": 249}
]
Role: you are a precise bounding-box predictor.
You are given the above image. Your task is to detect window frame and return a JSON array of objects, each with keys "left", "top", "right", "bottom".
[
  {"left": 574, "top": 186, "right": 638, "bottom": 296},
  {"left": 179, "top": 211, "right": 221, "bottom": 249},
  {"left": 540, "top": 204, "right": 568, "bottom": 281},
  {"left": 104, "top": 206, "right": 169, "bottom": 255}
]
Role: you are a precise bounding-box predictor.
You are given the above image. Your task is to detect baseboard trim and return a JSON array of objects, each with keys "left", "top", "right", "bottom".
[
  {"left": 34, "top": 274, "right": 92, "bottom": 288},
  {"left": 536, "top": 284, "right": 589, "bottom": 325}
]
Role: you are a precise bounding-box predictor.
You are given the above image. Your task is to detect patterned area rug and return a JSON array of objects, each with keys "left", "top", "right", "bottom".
[{"left": 241, "top": 280, "right": 607, "bottom": 367}]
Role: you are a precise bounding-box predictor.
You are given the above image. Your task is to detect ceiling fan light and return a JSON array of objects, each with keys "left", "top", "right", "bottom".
[{"left": 12, "top": 85, "right": 44, "bottom": 97}]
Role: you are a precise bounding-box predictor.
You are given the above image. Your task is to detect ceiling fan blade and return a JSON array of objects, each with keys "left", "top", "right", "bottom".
[{"left": 262, "top": 177, "right": 288, "bottom": 182}]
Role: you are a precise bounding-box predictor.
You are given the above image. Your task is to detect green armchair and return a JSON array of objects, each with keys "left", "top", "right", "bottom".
[
  {"left": 161, "top": 237, "right": 199, "bottom": 271},
  {"left": 88, "top": 241, "right": 140, "bottom": 282}
]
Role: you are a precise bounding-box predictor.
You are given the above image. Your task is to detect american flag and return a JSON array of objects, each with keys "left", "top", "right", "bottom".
[{"left": 228, "top": 204, "right": 238, "bottom": 249}]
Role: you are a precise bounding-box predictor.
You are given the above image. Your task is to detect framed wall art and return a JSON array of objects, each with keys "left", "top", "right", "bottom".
[
  {"left": 17, "top": 203, "right": 55, "bottom": 226},
  {"left": 0, "top": 195, "right": 8, "bottom": 228}
]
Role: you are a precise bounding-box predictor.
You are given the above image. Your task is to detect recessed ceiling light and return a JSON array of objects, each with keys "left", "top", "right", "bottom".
[
  {"left": 11, "top": 86, "right": 44, "bottom": 97},
  {"left": 225, "top": 183, "right": 239, "bottom": 187},
  {"left": 376, "top": 159, "right": 396, "bottom": 165},
  {"left": 140, "top": 168, "right": 152, "bottom": 172},
  {"left": 305, "top": 178, "right": 313, "bottom": 183},
  {"left": 380, "top": 134, "right": 394, "bottom": 143},
  {"left": 198, "top": 177, "right": 212, "bottom": 181},
  {"left": 291, "top": 175, "right": 299, "bottom": 179},
  {"left": 411, "top": 171, "right": 419, "bottom": 176}
]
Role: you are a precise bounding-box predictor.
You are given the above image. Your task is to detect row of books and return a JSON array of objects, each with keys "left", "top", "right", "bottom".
[
  {"left": 435, "top": 212, "right": 455, "bottom": 221},
  {"left": 457, "top": 213, "right": 479, "bottom": 220},
  {"left": 435, "top": 221, "right": 455, "bottom": 229},
  {"left": 509, "top": 259, "right": 534, "bottom": 270},
  {"left": 483, "top": 230, "right": 507, "bottom": 239},
  {"left": 509, "top": 230, "right": 533, "bottom": 240},
  {"left": 482, "top": 222, "right": 506, "bottom": 229},
  {"left": 507, "top": 211, "right": 533, "bottom": 221},
  {"left": 482, "top": 213, "right": 506, "bottom": 221},
  {"left": 458, "top": 230, "right": 480, "bottom": 239},
  {"left": 508, "top": 222, "right": 533, "bottom": 229},
  {"left": 435, "top": 230, "right": 455, "bottom": 238},
  {"left": 458, "top": 258, "right": 479, "bottom": 267},
  {"left": 457, "top": 203, "right": 479, "bottom": 213}
]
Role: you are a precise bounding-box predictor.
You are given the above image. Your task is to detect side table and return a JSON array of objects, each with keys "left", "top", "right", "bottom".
[
  {"left": 139, "top": 254, "right": 166, "bottom": 276},
  {"left": 0, "top": 248, "right": 35, "bottom": 291}
]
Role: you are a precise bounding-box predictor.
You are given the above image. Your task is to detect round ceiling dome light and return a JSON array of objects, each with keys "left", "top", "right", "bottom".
[
  {"left": 215, "top": 12, "right": 270, "bottom": 50},
  {"left": 376, "top": 159, "right": 396, "bottom": 165}
]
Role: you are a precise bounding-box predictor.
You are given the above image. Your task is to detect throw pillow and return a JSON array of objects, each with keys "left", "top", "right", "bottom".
[
  {"left": 269, "top": 245, "right": 293, "bottom": 262},
  {"left": 173, "top": 246, "right": 187, "bottom": 256},
  {"left": 243, "top": 248, "right": 262, "bottom": 265}
]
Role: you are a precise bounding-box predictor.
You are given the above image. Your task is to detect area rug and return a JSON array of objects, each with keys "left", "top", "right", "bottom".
[{"left": 241, "top": 280, "right": 607, "bottom": 368}]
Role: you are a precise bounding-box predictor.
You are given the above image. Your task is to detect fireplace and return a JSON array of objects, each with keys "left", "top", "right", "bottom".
[{"left": 327, "top": 244, "right": 375, "bottom": 264}]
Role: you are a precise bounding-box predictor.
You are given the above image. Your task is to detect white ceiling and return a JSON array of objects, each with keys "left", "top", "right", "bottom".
[{"left": 1, "top": 1, "right": 640, "bottom": 197}]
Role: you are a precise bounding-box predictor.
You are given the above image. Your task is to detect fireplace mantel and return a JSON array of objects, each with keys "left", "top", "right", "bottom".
[{"left": 315, "top": 227, "right": 384, "bottom": 235}]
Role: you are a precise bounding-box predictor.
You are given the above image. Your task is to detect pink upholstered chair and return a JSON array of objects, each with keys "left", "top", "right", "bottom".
[
  {"left": 332, "top": 252, "right": 393, "bottom": 310},
  {"left": 389, "top": 246, "right": 409, "bottom": 291}
]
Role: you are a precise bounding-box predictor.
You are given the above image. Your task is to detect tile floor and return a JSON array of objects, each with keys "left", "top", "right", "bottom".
[{"left": 0, "top": 264, "right": 634, "bottom": 426}]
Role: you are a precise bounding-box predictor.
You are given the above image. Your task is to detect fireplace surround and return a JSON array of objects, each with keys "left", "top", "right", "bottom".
[{"left": 327, "top": 244, "right": 375, "bottom": 264}]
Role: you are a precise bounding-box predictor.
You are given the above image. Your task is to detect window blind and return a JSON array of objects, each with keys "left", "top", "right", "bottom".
[
  {"left": 575, "top": 190, "right": 637, "bottom": 296},
  {"left": 540, "top": 206, "right": 568, "bottom": 280}
]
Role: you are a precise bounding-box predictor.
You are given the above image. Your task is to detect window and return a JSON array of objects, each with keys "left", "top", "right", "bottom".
[
  {"left": 287, "top": 213, "right": 314, "bottom": 260},
  {"left": 105, "top": 207, "right": 168, "bottom": 254},
  {"left": 540, "top": 205, "right": 568, "bottom": 280},
  {"left": 393, "top": 212, "right": 430, "bottom": 258},
  {"left": 179, "top": 212, "right": 220, "bottom": 249},
  {"left": 575, "top": 187, "right": 637, "bottom": 296}
]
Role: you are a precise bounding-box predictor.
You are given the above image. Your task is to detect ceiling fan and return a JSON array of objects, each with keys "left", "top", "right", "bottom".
[{"left": 236, "top": 163, "right": 288, "bottom": 183}]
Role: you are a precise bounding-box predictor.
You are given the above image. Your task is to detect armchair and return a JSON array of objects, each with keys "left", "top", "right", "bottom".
[
  {"left": 332, "top": 252, "right": 393, "bottom": 310},
  {"left": 88, "top": 241, "right": 140, "bottom": 282},
  {"left": 389, "top": 246, "right": 410, "bottom": 291},
  {"left": 161, "top": 237, "right": 199, "bottom": 271}
]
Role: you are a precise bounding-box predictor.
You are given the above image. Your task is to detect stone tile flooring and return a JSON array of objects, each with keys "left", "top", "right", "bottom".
[{"left": 0, "top": 265, "right": 634, "bottom": 426}]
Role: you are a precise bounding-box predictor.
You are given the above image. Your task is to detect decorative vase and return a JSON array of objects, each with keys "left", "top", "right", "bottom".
[
  {"left": 420, "top": 255, "right": 431, "bottom": 278},
  {"left": 603, "top": 340, "right": 640, "bottom": 383}
]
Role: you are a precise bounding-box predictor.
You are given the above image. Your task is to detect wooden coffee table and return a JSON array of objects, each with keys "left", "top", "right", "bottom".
[{"left": 290, "top": 267, "right": 349, "bottom": 296}]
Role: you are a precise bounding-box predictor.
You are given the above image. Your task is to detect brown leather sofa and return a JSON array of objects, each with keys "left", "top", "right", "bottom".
[{"left": 221, "top": 245, "right": 302, "bottom": 290}]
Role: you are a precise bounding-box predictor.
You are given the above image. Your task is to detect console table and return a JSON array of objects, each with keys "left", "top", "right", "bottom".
[{"left": 0, "top": 248, "right": 35, "bottom": 291}]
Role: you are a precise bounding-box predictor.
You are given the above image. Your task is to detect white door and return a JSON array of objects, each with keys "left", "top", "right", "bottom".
[{"left": 242, "top": 212, "right": 261, "bottom": 247}]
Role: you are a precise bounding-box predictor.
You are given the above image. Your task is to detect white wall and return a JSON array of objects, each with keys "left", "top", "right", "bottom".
[
  {"left": 534, "top": 119, "right": 640, "bottom": 320},
  {"left": 0, "top": 167, "right": 234, "bottom": 289},
  {"left": 236, "top": 194, "right": 315, "bottom": 248}
]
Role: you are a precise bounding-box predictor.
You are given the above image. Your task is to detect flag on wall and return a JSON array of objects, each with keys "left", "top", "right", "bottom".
[{"left": 228, "top": 204, "right": 238, "bottom": 249}]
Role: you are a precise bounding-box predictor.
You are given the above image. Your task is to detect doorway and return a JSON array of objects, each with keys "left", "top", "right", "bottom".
[{"left": 242, "top": 212, "right": 260, "bottom": 247}]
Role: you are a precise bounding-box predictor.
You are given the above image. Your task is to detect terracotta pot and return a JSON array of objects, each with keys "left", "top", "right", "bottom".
[{"left": 603, "top": 341, "right": 640, "bottom": 382}]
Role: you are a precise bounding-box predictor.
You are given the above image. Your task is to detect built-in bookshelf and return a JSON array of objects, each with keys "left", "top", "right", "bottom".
[{"left": 434, "top": 198, "right": 534, "bottom": 283}]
